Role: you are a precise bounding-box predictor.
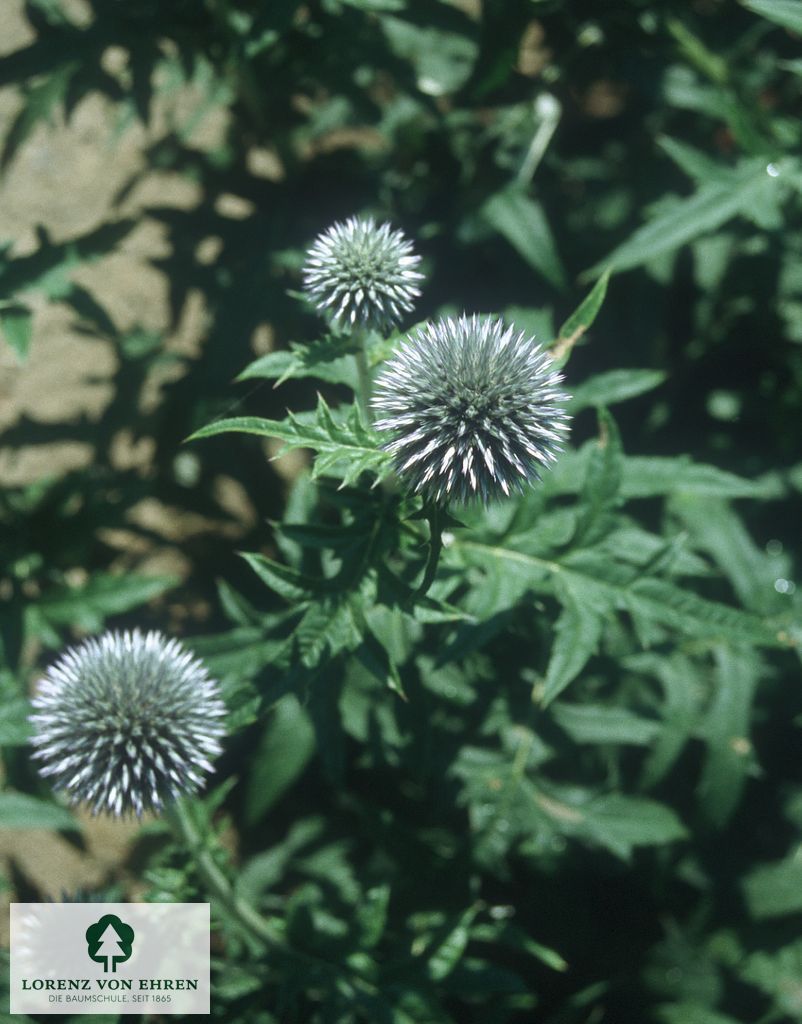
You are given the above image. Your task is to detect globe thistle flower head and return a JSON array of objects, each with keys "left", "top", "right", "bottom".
[
  {"left": 302, "top": 216, "right": 423, "bottom": 331},
  {"left": 372, "top": 314, "right": 570, "bottom": 504},
  {"left": 30, "top": 630, "right": 226, "bottom": 818}
]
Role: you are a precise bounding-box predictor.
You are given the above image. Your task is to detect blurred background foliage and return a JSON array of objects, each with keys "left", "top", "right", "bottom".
[{"left": 1, "top": 0, "right": 802, "bottom": 1021}]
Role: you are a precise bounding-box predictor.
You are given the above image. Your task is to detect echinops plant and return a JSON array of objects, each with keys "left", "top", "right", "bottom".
[
  {"left": 30, "top": 630, "right": 225, "bottom": 817},
  {"left": 302, "top": 216, "right": 423, "bottom": 331},
  {"left": 15, "top": 187, "right": 800, "bottom": 1024},
  {"left": 373, "top": 314, "right": 570, "bottom": 504}
]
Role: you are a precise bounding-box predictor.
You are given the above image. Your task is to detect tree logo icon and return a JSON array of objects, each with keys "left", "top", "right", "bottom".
[{"left": 85, "top": 914, "right": 135, "bottom": 973}]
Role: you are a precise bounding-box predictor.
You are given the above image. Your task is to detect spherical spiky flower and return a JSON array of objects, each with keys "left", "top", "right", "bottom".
[
  {"left": 30, "top": 630, "right": 225, "bottom": 818},
  {"left": 302, "top": 216, "right": 423, "bottom": 331},
  {"left": 372, "top": 315, "right": 570, "bottom": 504}
]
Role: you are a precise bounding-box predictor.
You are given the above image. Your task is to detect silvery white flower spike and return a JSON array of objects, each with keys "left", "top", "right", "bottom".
[
  {"left": 372, "top": 314, "right": 570, "bottom": 504},
  {"left": 302, "top": 216, "right": 423, "bottom": 331},
  {"left": 30, "top": 630, "right": 225, "bottom": 818}
]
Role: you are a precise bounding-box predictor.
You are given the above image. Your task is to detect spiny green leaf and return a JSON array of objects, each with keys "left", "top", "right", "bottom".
[
  {"left": 454, "top": 743, "right": 686, "bottom": 863},
  {"left": 602, "top": 525, "right": 710, "bottom": 577},
  {"left": 471, "top": 922, "right": 568, "bottom": 972},
  {"left": 456, "top": 542, "right": 786, "bottom": 648},
  {"left": 540, "top": 584, "right": 604, "bottom": 707},
  {"left": 742, "top": 937, "right": 802, "bottom": 1017},
  {"left": 216, "top": 580, "right": 261, "bottom": 627},
  {"left": 426, "top": 905, "right": 481, "bottom": 981},
  {"left": 0, "top": 695, "right": 33, "bottom": 747},
  {"left": 587, "top": 159, "right": 782, "bottom": 276},
  {"left": 188, "top": 626, "right": 291, "bottom": 680},
  {"left": 276, "top": 519, "right": 370, "bottom": 554},
  {"left": 569, "top": 369, "right": 666, "bottom": 413},
  {"left": 240, "top": 552, "right": 312, "bottom": 601},
  {"left": 744, "top": 856, "right": 802, "bottom": 919},
  {"left": 577, "top": 792, "right": 687, "bottom": 859},
  {"left": 236, "top": 818, "right": 326, "bottom": 903},
  {"left": 27, "top": 574, "right": 177, "bottom": 634},
  {"left": 355, "top": 629, "right": 407, "bottom": 698},
  {"left": 658, "top": 1004, "right": 742, "bottom": 1024},
  {"left": 556, "top": 269, "right": 610, "bottom": 345},
  {"left": 634, "top": 653, "right": 703, "bottom": 788},
  {"left": 672, "top": 494, "right": 782, "bottom": 614},
  {"left": 551, "top": 702, "right": 660, "bottom": 746},
  {"left": 619, "top": 457, "right": 776, "bottom": 499},
  {"left": 743, "top": 0, "right": 802, "bottom": 33},
  {"left": 657, "top": 135, "right": 734, "bottom": 183},
  {"left": 543, "top": 448, "right": 772, "bottom": 500},
  {"left": 305, "top": 665, "right": 348, "bottom": 782},
  {"left": 698, "top": 646, "right": 761, "bottom": 825},
  {"left": 667, "top": 18, "right": 729, "bottom": 84},
  {"left": 482, "top": 187, "right": 566, "bottom": 289},
  {"left": 0, "top": 791, "right": 79, "bottom": 831},
  {"left": 627, "top": 578, "right": 781, "bottom": 647},
  {"left": 296, "top": 596, "right": 365, "bottom": 669},
  {"left": 522, "top": 780, "right": 688, "bottom": 860},
  {"left": 571, "top": 407, "right": 623, "bottom": 546},
  {"left": 189, "top": 396, "right": 391, "bottom": 487},
  {"left": 0, "top": 305, "right": 33, "bottom": 361},
  {"left": 237, "top": 338, "right": 358, "bottom": 389},
  {"left": 356, "top": 884, "right": 391, "bottom": 949},
  {"left": 244, "top": 696, "right": 316, "bottom": 823}
]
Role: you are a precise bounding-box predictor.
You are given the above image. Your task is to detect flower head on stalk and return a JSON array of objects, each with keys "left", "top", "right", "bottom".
[
  {"left": 30, "top": 630, "right": 225, "bottom": 818},
  {"left": 372, "top": 314, "right": 570, "bottom": 504},
  {"left": 303, "top": 216, "right": 423, "bottom": 331}
]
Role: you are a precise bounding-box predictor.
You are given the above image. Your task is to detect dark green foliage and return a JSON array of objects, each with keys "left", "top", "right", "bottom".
[{"left": 2, "top": 1, "right": 802, "bottom": 1022}]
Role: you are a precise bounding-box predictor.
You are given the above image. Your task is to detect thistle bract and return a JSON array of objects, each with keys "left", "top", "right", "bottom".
[
  {"left": 302, "top": 216, "right": 423, "bottom": 331},
  {"left": 372, "top": 315, "right": 570, "bottom": 504},
  {"left": 30, "top": 630, "right": 225, "bottom": 818}
]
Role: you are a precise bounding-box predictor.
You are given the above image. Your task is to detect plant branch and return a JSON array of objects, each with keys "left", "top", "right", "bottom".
[
  {"left": 353, "top": 327, "right": 372, "bottom": 422},
  {"left": 165, "top": 799, "right": 285, "bottom": 949},
  {"left": 165, "top": 799, "right": 381, "bottom": 1000}
]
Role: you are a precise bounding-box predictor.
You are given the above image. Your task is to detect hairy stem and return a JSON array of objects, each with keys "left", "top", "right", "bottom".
[
  {"left": 353, "top": 327, "right": 373, "bottom": 422},
  {"left": 165, "top": 799, "right": 283, "bottom": 948}
]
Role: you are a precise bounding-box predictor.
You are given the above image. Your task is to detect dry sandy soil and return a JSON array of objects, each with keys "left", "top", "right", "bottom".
[{"left": 0, "top": 0, "right": 238, "bottom": 937}]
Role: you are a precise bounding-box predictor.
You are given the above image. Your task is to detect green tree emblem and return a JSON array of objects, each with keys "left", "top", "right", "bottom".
[{"left": 85, "top": 914, "right": 135, "bottom": 973}]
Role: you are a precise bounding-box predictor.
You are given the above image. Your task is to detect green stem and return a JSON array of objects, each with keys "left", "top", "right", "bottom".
[
  {"left": 413, "top": 504, "right": 444, "bottom": 599},
  {"left": 165, "top": 800, "right": 381, "bottom": 1000},
  {"left": 353, "top": 328, "right": 372, "bottom": 422},
  {"left": 165, "top": 799, "right": 282, "bottom": 948}
]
